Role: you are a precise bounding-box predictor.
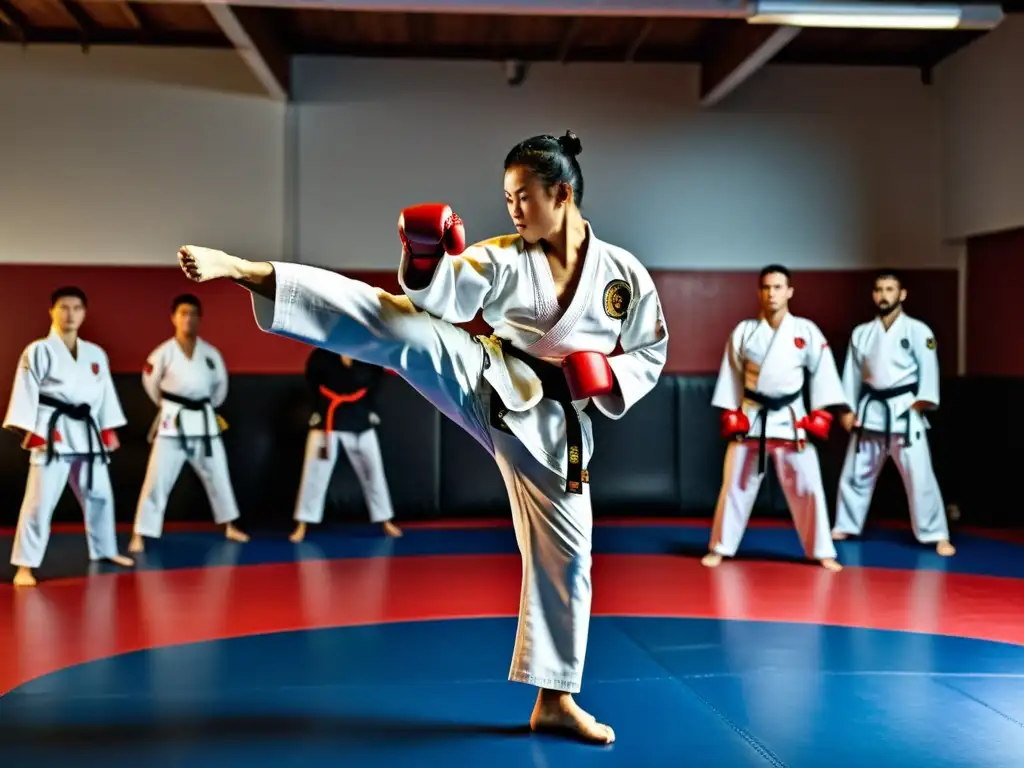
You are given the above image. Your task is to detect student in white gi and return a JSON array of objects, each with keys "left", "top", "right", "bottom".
[
  {"left": 129, "top": 294, "right": 248, "bottom": 553},
  {"left": 4, "top": 286, "right": 135, "bottom": 587},
  {"left": 290, "top": 349, "right": 402, "bottom": 542},
  {"left": 175, "top": 130, "right": 668, "bottom": 744},
  {"left": 832, "top": 270, "right": 955, "bottom": 556},
  {"left": 705, "top": 265, "right": 847, "bottom": 572}
]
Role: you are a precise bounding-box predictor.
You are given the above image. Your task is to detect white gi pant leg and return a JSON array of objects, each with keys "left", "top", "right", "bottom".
[
  {"left": 710, "top": 441, "right": 837, "bottom": 561},
  {"left": 496, "top": 433, "right": 592, "bottom": 693},
  {"left": 294, "top": 428, "right": 395, "bottom": 524},
  {"left": 342, "top": 429, "right": 395, "bottom": 524},
  {"left": 134, "top": 437, "right": 241, "bottom": 538},
  {"left": 294, "top": 430, "right": 337, "bottom": 525},
  {"left": 254, "top": 265, "right": 593, "bottom": 693},
  {"left": 11, "top": 456, "right": 119, "bottom": 568},
  {"left": 834, "top": 425, "right": 949, "bottom": 544}
]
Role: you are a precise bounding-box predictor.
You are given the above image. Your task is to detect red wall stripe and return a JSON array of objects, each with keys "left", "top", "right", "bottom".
[
  {"left": 966, "top": 228, "right": 1024, "bottom": 376},
  {"left": 0, "top": 264, "right": 958, "bottom": 387}
]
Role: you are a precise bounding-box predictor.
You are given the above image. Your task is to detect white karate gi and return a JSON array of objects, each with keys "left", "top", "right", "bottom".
[
  {"left": 247, "top": 224, "right": 668, "bottom": 693},
  {"left": 709, "top": 313, "right": 848, "bottom": 561},
  {"left": 833, "top": 312, "right": 948, "bottom": 543},
  {"left": 133, "top": 337, "right": 241, "bottom": 539},
  {"left": 4, "top": 329, "right": 126, "bottom": 568}
]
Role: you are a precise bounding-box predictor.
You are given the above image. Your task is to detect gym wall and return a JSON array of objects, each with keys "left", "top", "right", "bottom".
[{"left": 0, "top": 18, "right": 1020, "bottom": 529}]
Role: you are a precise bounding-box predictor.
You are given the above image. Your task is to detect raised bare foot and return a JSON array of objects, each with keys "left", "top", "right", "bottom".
[
  {"left": 13, "top": 567, "right": 36, "bottom": 587},
  {"left": 382, "top": 521, "right": 403, "bottom": 537},
  {"left": 530, "top": 692, "right": 614, "bottom": 745},
  {"left": 936, "top": 540, "right": 956, "bottom": 557},
  {"left": 289, "top": 522, "right": 307, "bottom": 543},
  {"left": 128, "top": 534, "right": 145, "bottom": 553},
  {"left": 701, "top": 552, "right": 723, "bottom": 567},
  {"left": 831, "top": 531, "right": 849, "bottom": 540},
  {"left": 820, "top": 558, "right": 843, "bottom": 572},
  {"left": 178, "top": 245, "right": 245, "bottom": 283},
  {"left": 225, "top": 524, "right": 250, "bottom": 543}
]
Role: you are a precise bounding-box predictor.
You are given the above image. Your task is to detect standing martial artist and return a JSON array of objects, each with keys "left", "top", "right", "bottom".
[
  {"left": 176, "top": 130, "right": 668, "bottom": 744},
  {"left": 290, "top": 348, "right": 402, "bottom": 543},
  {"left": 4, "top": 286, "right": 135, "bottom": 586},
  {"left": 704, "top": 265, "right": 847, "bottom": 572},
  {"left": 832, "top": 270, "right": 955, "bottom": 556},
  {"left": 129, "top": 294, "right": 248, "bottom": 553}
]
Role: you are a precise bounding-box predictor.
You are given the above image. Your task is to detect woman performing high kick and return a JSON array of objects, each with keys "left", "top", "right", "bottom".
[{"left": 176, "top": 131, "right": 668, "bottom": 744}]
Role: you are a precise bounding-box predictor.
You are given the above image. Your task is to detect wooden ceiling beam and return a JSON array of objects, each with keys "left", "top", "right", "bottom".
[
  {"left": 59, "top": 0, "right": 97, "bottom": 50},
  {"left": 67, "top": 0, "right": 751, "bottom": 17},
  {"left": 0, "top": 0, "right": 28, "bottom": 42},
  {"left": 699, "top": 23, "right": 799, "bottom": 107},
  {"left": 204, "top": 4, "right": 290, "bottom": 100},
  {"left": 623, "top": 18, "right": 655, "bottom": 61}
]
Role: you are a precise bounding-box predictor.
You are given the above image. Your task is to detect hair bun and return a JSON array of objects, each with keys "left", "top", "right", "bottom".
[{"left": 559, "top": 130, "right": 582, "bottom": 158}]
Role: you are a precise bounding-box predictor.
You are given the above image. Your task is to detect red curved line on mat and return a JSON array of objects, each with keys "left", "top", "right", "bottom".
[{"left": 1, "top": 553, "right": 1023, "bottom": 696}]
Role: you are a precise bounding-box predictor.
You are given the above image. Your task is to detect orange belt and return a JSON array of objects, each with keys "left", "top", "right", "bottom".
[{"left": 319, "top": 385, "right": 367, "bottom": 433}]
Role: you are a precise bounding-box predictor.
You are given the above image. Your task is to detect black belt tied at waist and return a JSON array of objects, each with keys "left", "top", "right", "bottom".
[
  {"left": 743, "top": 387, "right": 803, "bottom": 474},
  {"left": 854, "top": 382, "right": 918, "bottom": 450},
  {"left": 161, "top": 391, "right": 214, "bottom": 457},
  {"left": 38, "top": 393, "right": 108, "bottom": 491},
  {"left": 488, "top": 338, "right": 587, "bottom": 495}
]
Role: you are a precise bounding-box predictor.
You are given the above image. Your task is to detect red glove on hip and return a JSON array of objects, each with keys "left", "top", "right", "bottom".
[
  {"left": 720, "top": 409, "right": 750, "bottom": 440},
  {"left": 799, "top": 409, "right": 833, "bottom": 440},
  {"left": 398, "top": 203, "right": 467, "bottom": 266},
  {"left": 562, "top": 351, "right": 614, "bottom": 400}
]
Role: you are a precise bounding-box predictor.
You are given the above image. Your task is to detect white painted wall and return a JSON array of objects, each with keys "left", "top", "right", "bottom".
[
  {"left": 293, "top": 58, "right": 949, "bottom": 271},
  {"left": 937, "top": 15, "right": 1024, "bottom": 241},
  {"left": 0, "top": 46, "right": 287, "bottom": 265},
  {"left": 2, "top": 40, "right": 1000, "bottom": 272}
]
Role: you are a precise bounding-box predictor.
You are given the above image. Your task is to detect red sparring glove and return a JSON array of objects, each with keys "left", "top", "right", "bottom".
[
  {"left": 720, "top": 409, "right": 750, "bottom": 440},
  {"left": 101, "top": 429, "right": 120, "bottom": 450},
  {"left": 562, "top": 351, "right": 614, "bottom": 400},
  {"left": 398, "top": 203, "right": 467, "bottom": 268},
  {"left": 21, "top": 432, "right": 47, "bottom": 450},
  {"left": 799, "top": 410, "right": 833, "bottom": 440}
]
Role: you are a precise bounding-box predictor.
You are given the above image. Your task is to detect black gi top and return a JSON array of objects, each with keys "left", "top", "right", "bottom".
[{"left": 305, "top": 348, "right": 385, "bottom": 433}]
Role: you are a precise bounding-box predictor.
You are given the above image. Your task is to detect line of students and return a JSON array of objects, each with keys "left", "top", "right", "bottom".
[
  {"left": 3, "top": 289, "right": 400, "bottom": 587},
  {"left": 704, "top": 264, "right": 955, "bottom": 573}
]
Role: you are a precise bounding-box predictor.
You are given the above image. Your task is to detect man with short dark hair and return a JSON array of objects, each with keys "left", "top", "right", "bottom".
[
  {"left": 832, "top": 270, "right": 955, "bottom": 556},
  {"left": 129, "top": 293, "right": 248, "bottom": 553},
  {"left": 705, "top": 265, "right": 847, "bottom": 571},
  {"left": 4, "top": 286, "right": 135, "bottom": 586}
]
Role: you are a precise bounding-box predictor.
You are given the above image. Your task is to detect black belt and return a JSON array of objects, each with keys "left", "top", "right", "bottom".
[
  {"left": 854, "top": 382, "right": 918, "bottom": 450},
  {"left": 488, "top": 338, "right": 587, "bottom": 495},
  {"left": 161, "top": 391, "right": 214, "bottom": 457},
  {"left": 743, "top": 387, "right": 803, "bottom": 474},
  {"left": 38, "top": 393, "right": 108, "bottom": 491}
]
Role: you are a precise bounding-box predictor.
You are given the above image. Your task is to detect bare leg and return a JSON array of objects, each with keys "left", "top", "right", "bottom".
[{"left": 290, "top": 521, "right": 308, "bottom": 543}]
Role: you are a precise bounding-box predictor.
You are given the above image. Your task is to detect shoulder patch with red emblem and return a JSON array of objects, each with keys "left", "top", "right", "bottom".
[
  {"left": 794, "top": 337, "right": 806, "bottom": 349},
  {"left": 144, "top": 361, "right": 154, "bottom": 375},
  {"left": 91, "top": 362, "right": 100, "bottom": 375}
]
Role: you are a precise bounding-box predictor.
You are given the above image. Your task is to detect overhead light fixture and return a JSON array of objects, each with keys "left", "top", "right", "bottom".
[{"left": 748, "top": 1, "right": 1004, "bottom": 30}]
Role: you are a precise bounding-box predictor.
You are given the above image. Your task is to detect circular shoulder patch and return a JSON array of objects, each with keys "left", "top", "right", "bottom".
[
  {"left": 926, "top": 337, "right": 936, "bottom": 350},
  {"left": 603, "top": 279, "right": 631, "bottom": 320}
]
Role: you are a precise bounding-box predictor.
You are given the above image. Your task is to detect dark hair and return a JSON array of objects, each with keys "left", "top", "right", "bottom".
[
  {"left": 873, "top": 268, "right": 904, "bottom": 290},
  {"left": 172, "top": 293, "right": 202, "bottom": 314},
  {"left": 51, "top": 286, "right": 87, "bottom": 307},
  {"left": 759, "top": 264, "right": 791, "bottom": 285},
  {"left": 503, "top": 130, "right": 585, "bottom": 207}
]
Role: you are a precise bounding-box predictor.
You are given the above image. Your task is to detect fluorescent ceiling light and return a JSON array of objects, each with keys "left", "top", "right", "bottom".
[{"left": 748, "top": 2, "right": 1004, "bottom": 30}]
